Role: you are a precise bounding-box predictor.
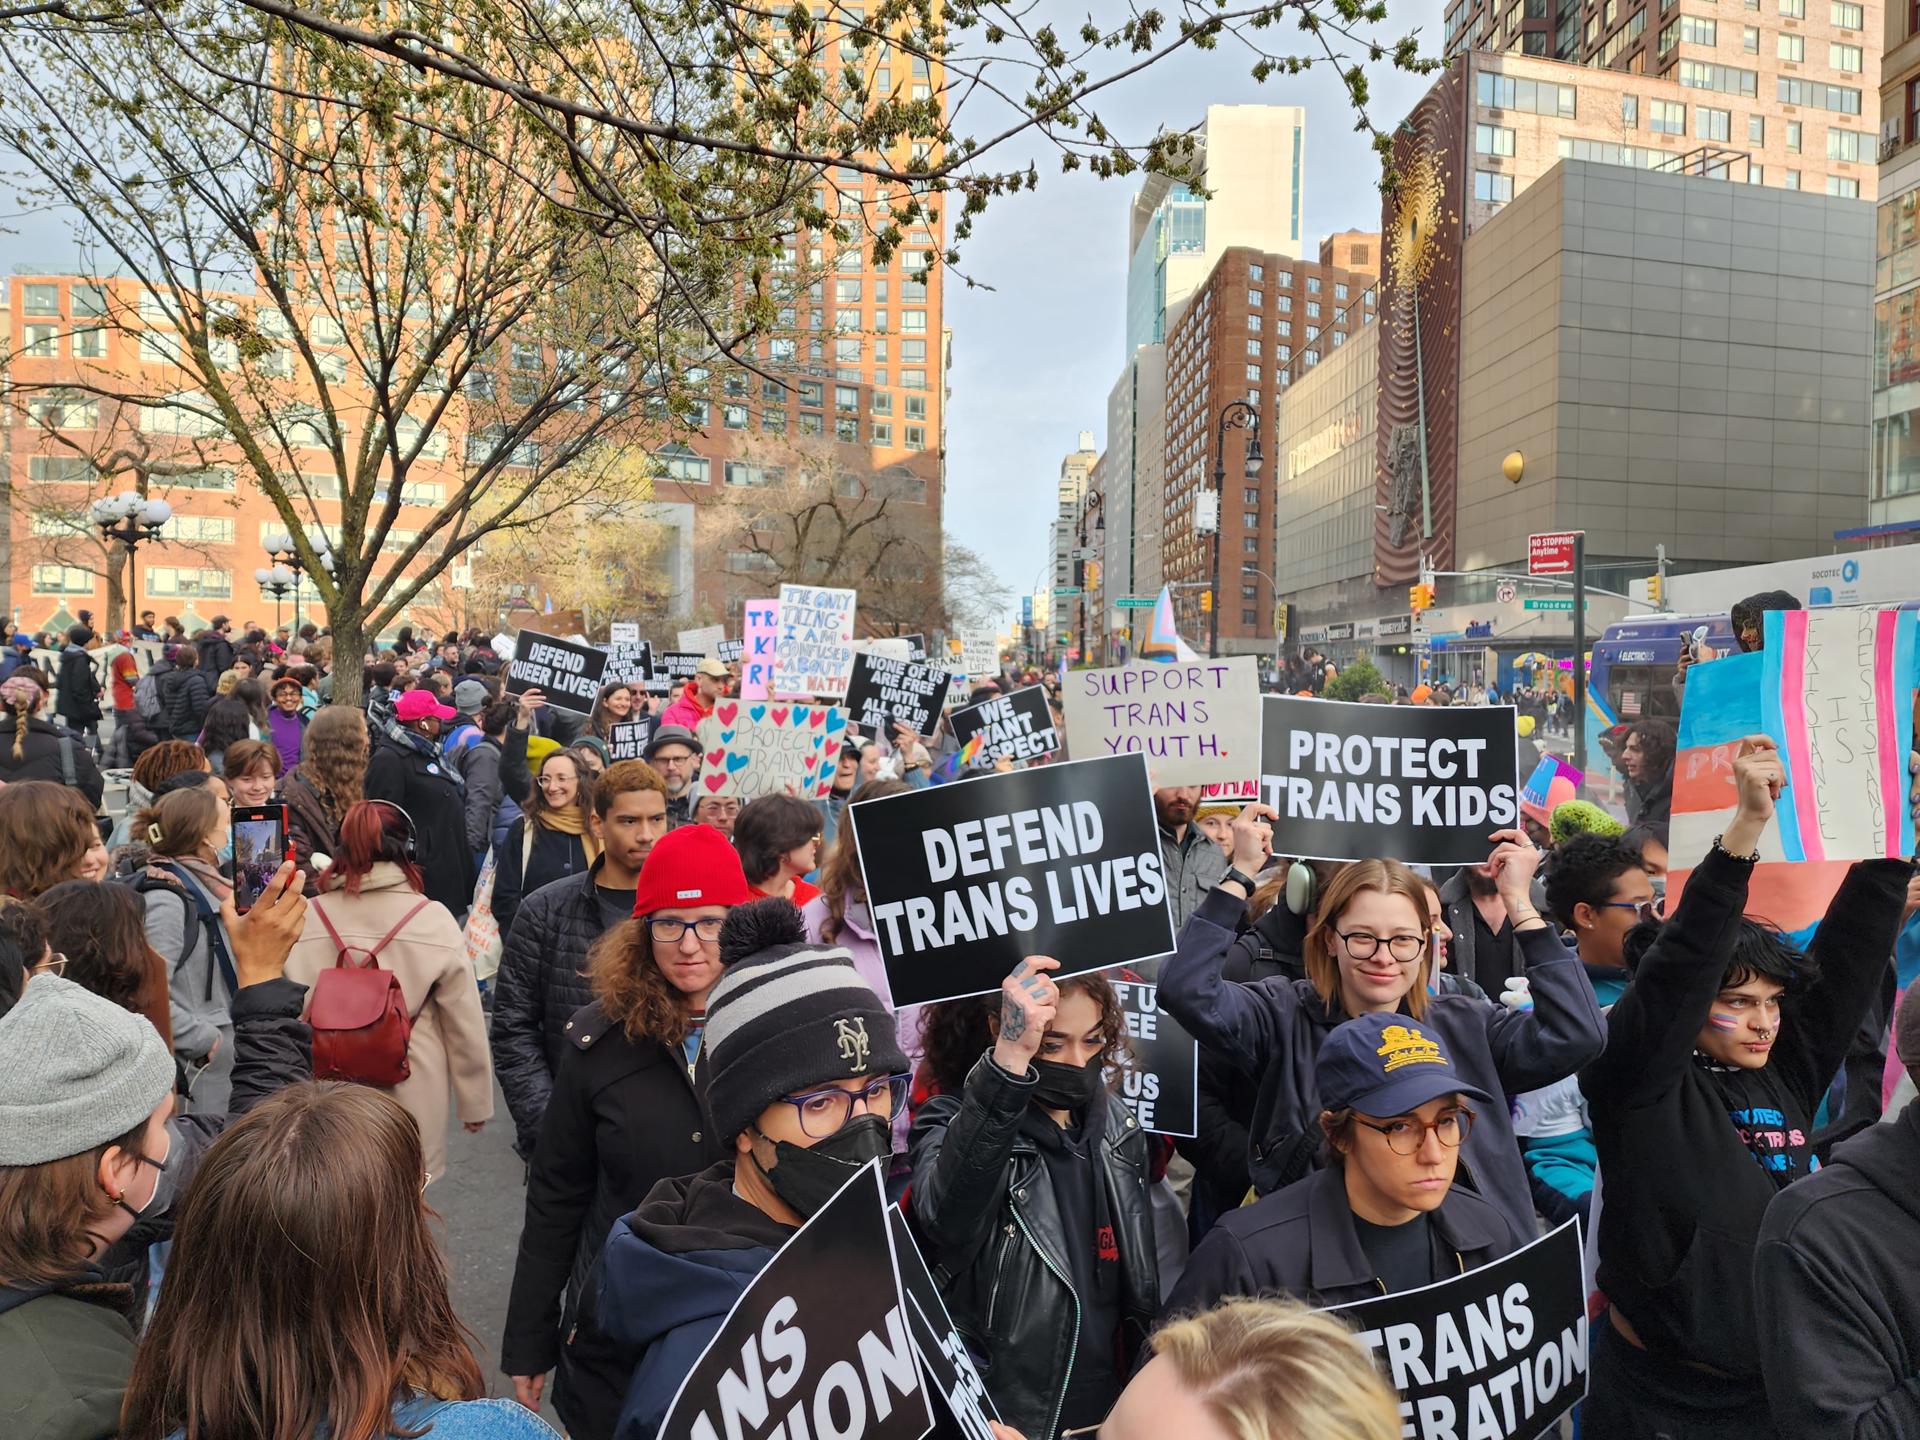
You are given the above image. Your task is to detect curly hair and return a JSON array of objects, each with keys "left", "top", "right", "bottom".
[
  {"left": 916, "top": 969, "right": 1128, "bottom": 1098},
  {"left": 816, "top": 778, "right": 911, "bottom": 944},
  {"left": 298, "top": 706, "right": 367, "bottom": 816},
  {"left": 38, "top": 879, "right": 172, "bottom": 1048},
  {"left": 587, "top": 918, "right": 697, "bottom": 1045},
  {"left": 132, "top": 740, "right": 210, "bottom": 797}
]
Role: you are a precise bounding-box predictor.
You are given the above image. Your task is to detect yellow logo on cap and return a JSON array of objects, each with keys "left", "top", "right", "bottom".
[{"left": 1377, "top": 1025, "right": 1447, "bottom": 1073}]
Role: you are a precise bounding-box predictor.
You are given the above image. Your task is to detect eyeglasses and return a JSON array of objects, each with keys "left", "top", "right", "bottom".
[
  {"left": 647, "top": 916, "right": 725, "bottom": 944},
  {"left": 1600, "top": 900, "right": 1661, "bottom": 922},
  {"left": 1354, "top": 1107, "right": 1476, "bottom": 1156},
  {"left": 776, "top": 1074, "right": 910, "bottom": 1139},
  {"left": 1336, "top": 930, "right": 1426, "bottom": 963}
]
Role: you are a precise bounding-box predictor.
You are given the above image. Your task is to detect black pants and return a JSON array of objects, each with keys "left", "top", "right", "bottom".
[{"left": 1580, "top": 1315, "right": 1773, "bottom": 1440}]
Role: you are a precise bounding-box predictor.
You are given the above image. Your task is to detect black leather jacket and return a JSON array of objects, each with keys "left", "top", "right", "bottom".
[{"left": 908, "top": 1054, "right": 1160, "bottom": 1440}]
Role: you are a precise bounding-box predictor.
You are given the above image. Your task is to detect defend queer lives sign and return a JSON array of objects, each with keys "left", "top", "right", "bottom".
[
  {"left": 506, "top": 631, "right": 608, "bottom": 713},
  {"left": 1259, "top": 695, "right": 1519, "bottom": 864},
  {"left": 1063, "top": 657, "right": 1262, "bottom": 786},
  {"left": 848, "top": 755, "right": 1176, "bottom": 1007}
]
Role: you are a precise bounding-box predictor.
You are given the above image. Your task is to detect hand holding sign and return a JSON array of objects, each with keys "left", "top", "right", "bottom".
[
  {"left": 993, "top": 957, "right": 1059, "bottom": 1074},
  {"left": 1735, "top": 734, "right": 1786, "bottom": 810}
]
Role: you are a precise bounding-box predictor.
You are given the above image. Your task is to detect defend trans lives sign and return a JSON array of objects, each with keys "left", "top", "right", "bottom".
[
  {"left": 655, "top": 1163, "right": 931, "bottom": 1440},
  {"left": 1259, "top": 696, "right": 1520, "bottom": 865},
  {"left": 506, "top": 631, "right": 608, "bottom": 713},
  {"left": 848, "top": 754, "right": 1177, "bottom": 1008},
  {"left": 1328, "top": 1220, "right": 1588, "bottom": 1440}
]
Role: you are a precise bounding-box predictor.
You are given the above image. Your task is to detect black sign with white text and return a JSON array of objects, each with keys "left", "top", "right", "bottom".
[
  {"left": 1108, "top": 964, "right": 1198, "bottom": 1138},
  {"left": 605, "top": 718, "right": 658, "bottom": 762},
  {"left": 1259, "top": 696, "right": 1519, "bottom": 865},
  {"left": 886, "top": 1209, "right": 1000, "bottom": 1440},
  {"left": 948, "top": 685, "right": 1060, "bottom": 766},
  {"left": 844, "top": 653, "right": 953, "bottom": 739},
  {"left": 849, "top": 755, "right": 1176, "bottom": 1008},
  {"left": 656, "top": 1163, "right": 931, "bottom": 1440},
  {"left": 1328, "top": 1221, "right": 1588, "bottom": 1440},
  {"left": 507, "top": 631, "right": 608, "bottom": 714},
  {"left": 602, "top": 639, "right": 655, "bottom": 687}
]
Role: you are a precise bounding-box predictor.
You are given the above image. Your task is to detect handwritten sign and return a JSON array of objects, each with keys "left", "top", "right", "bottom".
[
  {"left": 741, "top": 598, "right": 779, "bottom": 700},
  {"left": 696, "top": 700, "right": 848, "bottom": 800},
  {"left": 843, "top": 653, "right": 953, "bottom": 739},
  {"left": 948, "top": 686, "right": 1059, "bottom": 766},
  {"left": 676, "top": 623, "right": 726, "bottom": 654},
  {"left": 775, "top": 584, "right": 857, "bottom": 698},
  {"left": 1063, "top": 657, "right": 1262, "bottom": 786},
  {"left": 608, "top": 622, "right": 640, "bottom": 645},
  {"left": 957, "top": 633, "right": 1000, "bottom": 678},
  {"left": 506, "top": 631, "right": 608, "bottom": 714}
]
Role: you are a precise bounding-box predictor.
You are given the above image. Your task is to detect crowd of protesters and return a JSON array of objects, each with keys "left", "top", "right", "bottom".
[{"left": 4, "top": 597, "right": 1920, "bottom": 1440}]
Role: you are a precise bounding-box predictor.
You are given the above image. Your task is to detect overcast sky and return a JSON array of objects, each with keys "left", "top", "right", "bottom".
[{"left": 941, "top": 4, "right": 1446, "bottom": 618}]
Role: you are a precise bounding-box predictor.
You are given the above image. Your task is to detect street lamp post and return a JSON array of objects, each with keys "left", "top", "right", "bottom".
[
  {"left": 89, "top": 492, "right": 172, "bottom": 633},
  {"left": 259, "top": 531, "right": 331, "bottom": 642},
  {"left": 1241, "top": 564, "right": 1282, "bottom": 686},
  {"left": 1209, "top": 399, "right": 1264, "bottom": 660}
]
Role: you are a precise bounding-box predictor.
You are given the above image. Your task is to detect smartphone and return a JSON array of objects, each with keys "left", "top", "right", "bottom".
[
  {"left": 1689, "top": 626, "right": 1711, "bottom": 663},
  {"left": 229, "top": 803, "right": 290, "bottom": 913}
]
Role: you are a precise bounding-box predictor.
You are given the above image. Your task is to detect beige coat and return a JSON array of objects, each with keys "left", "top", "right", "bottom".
[{"left": 286, "top": 862, "right": 495, "bottom": 1182}]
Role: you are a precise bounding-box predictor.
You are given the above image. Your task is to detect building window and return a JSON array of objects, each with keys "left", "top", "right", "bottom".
[
  {"left": 1831, "top": 0, "right": 1862, "bottom": 23},
  {"left": 1780, "top": 0, "right": 1804, "bottom": 13},
  {"left": 1475, "top": 123, "right": 1517, "bottom": 155},
  {"left": 1748, "top": 114, "right": 1765, "bottom": 143},
  {"left": 1650, "top": 98, "right": 1685, "bottom": 133},
  {"left": 722, "top": 404, "right": 748, "bottom": 429},
  {"left": 1678, "top": 60, "right": 1758, "bottom": 96},
  {"left": 1742, "top": 24, "right": 1759, "bottom": 49},
  {"left": 1829, "top": 127, "right": 1864, "bottom": 161},
  {"left": 1788, "top": 120, "right": 1802, "bottom": 151},
  {"left": 870, "top": 421, "right": 892, "bottom": 446},
  {"left": 71, "top": 328, "right": 105, "bottom": 359},
  {"left": 1696, "top": 107, "right": 1731, "bottom": 142},
  {"left": 1248, "top": 314, "right": 1262, "bottom": 332},
  {"left": 762, "top": 407, "right": 786, "bottom": 432},
  {"left": 22, "top": 284, "right": 60, "bottom": 316},
  {"left": 724, "top": 461, "right": 781, "bottom": 487},
  {"left": 22, "top": 324, "right": 57, "bottom": 357},
  {"left": 31, "top": 565, "right": 93, "bottom": 595},
  {"left": 28, "top": 456, "right": 90, "bottom": 482},
  {"left": 1475, "top": 71, "right": 1577, "bottom": 116},
  {"left": 654, "top": 444, "right": 707, "bottom": 483},
  {"left": 1828, "top": 175, "right": 1861, "bottom": 197},
  {"left": 1830, "top": 42, "right": 1862, "bottom": 72},
  {"left": 1623, "top": 94, "right": 1639, "bottom": 127},
  {"left": 1749, "top": 164, "right": 1765, "bottom": 183},
  {"left": 1307, "top": 276, "right": 1321, "bottom": 294},
  {"left": 798, "top": 412, "right": 824, "bottom": 436},
  {"left": 1679, "top": 14, "right": 1716, "bottom": 42},
  {"left": 1246, "top": 338, "right": 1262, "bottom": 357},
  {"left": 163, "top": 515, "right": 235, "bottom": 544},
  {"left": 1777, "top": 32, "right": 1804, "bottom": 60},
  {"left": 146, "top": 567, "right": 230, "bottom": 598},
  {"left": 1248, "top": 288, "right": 1263, "bottom": 306},
  {"left": 1777, "top": 77, "right": 1862, "bottom": 113},
  {"left": 26, "top": 391, "right": 96, "bottom": 429},
  {"left": 834, "top": 384, "right": 860, "bottom": 413},
  {"left": 1785, "top": 169, "right": 1802, "bottom": 189},
  {"left": 904, "top": 424, "right": 925, "bottom": 450},
  {"left": 904, "top": 395, "right": 927, "bottom": 420},
  {"left": 1335, "top": 282, "right": 1349, "bottom": 300}
]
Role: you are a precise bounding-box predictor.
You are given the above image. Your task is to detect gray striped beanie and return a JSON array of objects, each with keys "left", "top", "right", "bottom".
[{"left": 703, "top": 897, "right": 909, "bottom": 1143}]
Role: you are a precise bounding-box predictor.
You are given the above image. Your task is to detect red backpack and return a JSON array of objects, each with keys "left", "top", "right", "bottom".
[{"left": 307, "top": 897, "right": 430, "bottom": 1086}]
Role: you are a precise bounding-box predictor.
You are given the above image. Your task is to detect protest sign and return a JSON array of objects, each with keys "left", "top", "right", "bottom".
[
  {"left": 1199, "top": 779, "right": 1260, "bottom": 804},
  {"left": 1108, "top": 965, "right": 1198, "bottom": 1137},
  {"left": 844, "top": 653, "right": 953, "bottom": 739},
  {"left": 741, "top": 598, "right": 780, "bottom": 701},
  {"left": 1063, "top": 657, "right": 1262, "bottom": 786},
  {"left": 677, "top": 622, "right": 726, "bottom": 654},
  {"left": 506, "top": 631, "right": 608, "bottom": 714},
  {"left": 849, "top": 754, "right": 1176, "bottom": 1008},
  {"left": 855, "top": 637, "right": 914, "bottom": 663},
  {"left": 657, "top": 1163, "right": 931, "bottom": 1440},
  {"left": 716, "top": 638, "right": 746, "bottom": 663},
  {"left": 605, "top": 718, "right": 657, "bottom": 762},
  {"left": 886, "top": 1209, "right": 1000, "bottom": 1440},
  {"left": 957, "top": 633, "right": 999, "bottom": 678},
  {"left": 656, "top": 650, "right": 707, "bottom": 681},
  {"left": 948, "top": 686, "right": 1059, "bottom": 766},
  {"left": 899, "top": 633, "right": 927, "bottom": 663},
  {"left": 1259, "top": 696, "right": 1519, "bottom": 865},
  {"left": 696, "top": 702, "right": 848, "bottom": 800},
  {"left": 1329, "top": 1220, "right": 1587, "bottom": 1440},
  {"left": 609, "top": 621, "right": 640, "bottom": 645},
  {"left": 602, "top": 639, "right": 654, "bottom": 687},
  {"left": 775, "top": 584, "right": 858, "bottom": 698}
]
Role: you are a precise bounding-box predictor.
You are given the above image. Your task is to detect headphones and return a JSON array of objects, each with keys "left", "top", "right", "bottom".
[
  {"left": 365, "top": 799, "right": 419, "bottom": 862},
  {"left": 1284, "top": 859, "right": 1317, "bottom": 917}
]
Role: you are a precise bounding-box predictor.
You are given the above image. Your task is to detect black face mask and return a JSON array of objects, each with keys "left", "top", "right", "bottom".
[
  {"left": 752, "top": 1114, "right": 893, "bottom": 1218},
  {"left": 1030, "top": 1054, "right": 1104, "bottom": 1112}
]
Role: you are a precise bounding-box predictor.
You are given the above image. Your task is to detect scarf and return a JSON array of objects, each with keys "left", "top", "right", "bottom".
[
  {"left": 148, "top": 855, "right": 233, "bottom": 906},
  {"left": 537, "top": 804, "right": 602, "bottom": 863}
]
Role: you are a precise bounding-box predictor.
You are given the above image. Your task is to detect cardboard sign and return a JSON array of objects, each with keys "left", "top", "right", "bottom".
[
  {"left": 602, "top": 639, "right": 655, "bottom": 687},
  {"left": 609, "top": 621, "right": 640, "bottom": 645},
  {"left": 1259, "top": 696, "right": 1520, "bottom": 865},
  {"left": 1328, "top": 1220, "right": 1588, "bottom": 1440},
  {"left": 677, "top": 622, "right": 726, "bottom": 653},
  {"left": 741, "top": 598, "right": 780, "bottom": 701},
  {"left": 605, "top": 718, "right": 657, "bottom": 762},
  {"left": 948, "top": 686, "right": 1060, "bottom": 767},
  {"left": 844, "top": 653, "right": 953, "bottom": 740},
  {"left": 657, "top": 1163, "right": 932, "bottom": 1440},
  {"left": 696, "top": 701, "right": 848, "bottom": 800},
  {"left": 957, "top": 633, "right": 999, "bottom": 678},
  {"left": 1109, "top": 965, "right": 1198, "bottom": 1138},
  {"left": 886, "top": 1209, "right": 1001, "bottom": 1440},
  {"left": 1063, "top": 657, "right": 1263, "bottom": 786},
  {"left": 775, "top": 583, "right": 857, "bottom": 699},
  {"left": 506, "top": 630, "right": 609, "bottom": 714},
  {"left": 849, "top": 755, "right": 1177, "bottom": 1008}
]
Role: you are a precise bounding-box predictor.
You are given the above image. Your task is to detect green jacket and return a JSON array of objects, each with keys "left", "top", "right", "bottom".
[{"left": 0, "top": 1280, "right": 136, "bottom": 1440}]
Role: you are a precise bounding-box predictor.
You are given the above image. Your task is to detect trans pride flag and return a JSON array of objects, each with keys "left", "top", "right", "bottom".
[{"left": 1139, "top": 585, "right": 1200, "bottom": 664}]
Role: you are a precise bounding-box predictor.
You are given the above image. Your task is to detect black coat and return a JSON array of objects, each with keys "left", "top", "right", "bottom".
[
  {"left": 1166, "top": 1164, "right": 1526, "bottom": 1316},
  {"left": 490, "top": 860, "right": 622, "bottom": 1157},
  {"left": 0, "top": 716, "right": 104, "bottom": 806},
  {"left": 501, "top": 1002, "right": 724, "bottom": 1437},
  {"left": 493, "top": 817, "right": 593, "bottom": 940},
  {"left": 1580, "top": 846, "right": 1906, "bottom": 1379},
  {"left": 158, "top": 664, "right": 214, "bottom": 742},
  {"left": 54, "top": 645, "right": 101, "bottom": 725},
  {"left": 194, "top": 630, "right": 235, "bottom": 678},
  {"left": 363, "top": 732, "right": 475, "bottom": 918},
  {"left": 908, "top": 1054, "right": 1160, "bottom": 1440}
]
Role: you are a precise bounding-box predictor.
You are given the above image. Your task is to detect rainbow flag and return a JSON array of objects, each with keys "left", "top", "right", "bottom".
[
  {"left": 1139, "top": 585, "right": 1199, "bottom": 664},
  {"left": 959, "top": 732, "right": 986, "bottom": 768}
]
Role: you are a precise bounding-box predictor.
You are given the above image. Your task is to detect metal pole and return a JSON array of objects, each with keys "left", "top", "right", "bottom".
[
  {"left": 1573, "top": 531, "right": 1588, "bottom": 778},
  {"left": 1209, "top": 525, "right": 1221, "bottom": 659}
]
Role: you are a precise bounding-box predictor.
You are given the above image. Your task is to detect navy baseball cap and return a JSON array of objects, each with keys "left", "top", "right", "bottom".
[{"left": 1315, "top": 1013, "right": 1493, "bottom": 1117}]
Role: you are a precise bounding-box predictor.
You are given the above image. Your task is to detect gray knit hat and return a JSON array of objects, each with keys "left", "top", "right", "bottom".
[
  {"left": 0, "top": 973, "right": 174, "bottom": 1164},
  {"left": 703, "top": 898, "right": 908, "bottom": 1143}
]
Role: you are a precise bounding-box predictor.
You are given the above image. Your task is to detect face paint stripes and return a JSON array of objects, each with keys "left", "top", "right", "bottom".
[{"left": 1706, "top": 1011, "right": 1740, "bottom": 1033}]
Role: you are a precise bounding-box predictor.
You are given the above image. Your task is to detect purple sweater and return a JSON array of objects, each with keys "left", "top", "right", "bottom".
[{"left": 267, "top": 708, "right": 305, "bottom": 776}]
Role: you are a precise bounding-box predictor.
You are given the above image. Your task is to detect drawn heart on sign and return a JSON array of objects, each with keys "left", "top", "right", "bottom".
[
  {"left": 716, "top": 703, "right": 738, "bottom": 726},
  {"left": 725, "top": 753, "right": 751, "bottom": 773},
  {"left": 809, "top": 710, "right": 826, "bottom": 728},
  {"left": 750, "top": 705, "right": 767, "bottom": 723},
  {"left": 811, "top": 736, "right": 823, "bottom": 750},
  {"left": 823, "top": 711, "right": 847, "bottom": 734},
  {"left": 706, "top": 749, "right": 726, "bottom": 767},
  {"left": 703, "top": 772, "right": 727, "bottom": 793},
  {"left": 771, "top": 708, "right": 790, "bottom": 726},
  {"left": 720, "top": 730, "right": 736, "bottom": 745}
]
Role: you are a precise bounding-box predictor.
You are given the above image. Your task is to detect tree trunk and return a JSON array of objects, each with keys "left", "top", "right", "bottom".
[
  {"left": 328, "top": 608, "right": 366, "bottom": 710},
  {"left": 104, "top": 541, "right": 129, "bottom": 636}
]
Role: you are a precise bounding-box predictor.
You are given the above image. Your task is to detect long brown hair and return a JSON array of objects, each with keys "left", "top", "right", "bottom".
[
  {"left": 119, "top": 1083, "right": 484, "bottom": 1440},
  {"left": 298, "top": 705, "right": 368, "bottom": 815},
  {"left": 39, "top": 880, "right": 173, "bottom": 1049},
  {"left": 0, "top": 781, "right": 98, "bottom": 898},
  {"left": 588, "top": 918, "right": 697, "bottom": 1045},
  {"left": 136, "top": 786, "right": 224, "bottom": 861},
  {"left": 1303, "top": 858, "right": 1434, "bottom": 1021},
  {"left": 0, "top": 1119, "right": 147, "bottom": 1289},
  {"left": 589, "top": 681, "right": 636, "bottom": 738},
  {"left": 817, "top": 778, "right": 911, "bottom": 944}
]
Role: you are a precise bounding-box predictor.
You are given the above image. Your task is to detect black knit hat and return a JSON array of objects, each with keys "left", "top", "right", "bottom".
[{"left": 702, "top": 898, "right": 908, "bottom": 1143}]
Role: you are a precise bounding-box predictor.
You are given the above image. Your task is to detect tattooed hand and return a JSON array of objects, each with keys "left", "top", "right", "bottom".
[{"left": 992, "top": 956, "right": 1060, "bottom": 1076}]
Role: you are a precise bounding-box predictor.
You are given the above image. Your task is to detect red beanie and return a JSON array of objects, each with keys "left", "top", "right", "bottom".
[{"left": 632, "top": 824, "right": 752, "bottom": 917}]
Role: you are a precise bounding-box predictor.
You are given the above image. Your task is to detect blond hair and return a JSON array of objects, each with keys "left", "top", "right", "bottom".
[
  {"left": 1304, "top": 858, "right": 1434, "bottom": 1021},
  {"left": 1150, "top": 1297, "right": 1402, "bottom": 1440}
]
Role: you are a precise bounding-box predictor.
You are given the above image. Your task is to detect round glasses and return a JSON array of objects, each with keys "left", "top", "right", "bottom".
[
  {"left": 647, "top": 916, "right": 725, "bottom": 944},
  {"left": 777, "top": 1074, "right": 910, "bottom": 1139},
  {"left": 1355, "top": 1107, "right": 1475, "bottom": 1156},
  {"left": 1337, "top": 930, "right": 1426, "bottom": 963}
]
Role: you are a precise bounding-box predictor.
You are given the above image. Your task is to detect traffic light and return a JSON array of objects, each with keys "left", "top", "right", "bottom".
[
  {"left": 1408, "top": 583, "right": 1435, "bottom": 612},
  {"left": 1200, "top": 589, "right": 1213, "bottom": 613},
  {"left": 1647, "top": 573, "right": 1664, "bottom": 606}
]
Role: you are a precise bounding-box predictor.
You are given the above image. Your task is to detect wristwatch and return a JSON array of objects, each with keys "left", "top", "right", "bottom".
[{"left": 1222, "top": 867, "right": 1259, "bottom": 893}]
